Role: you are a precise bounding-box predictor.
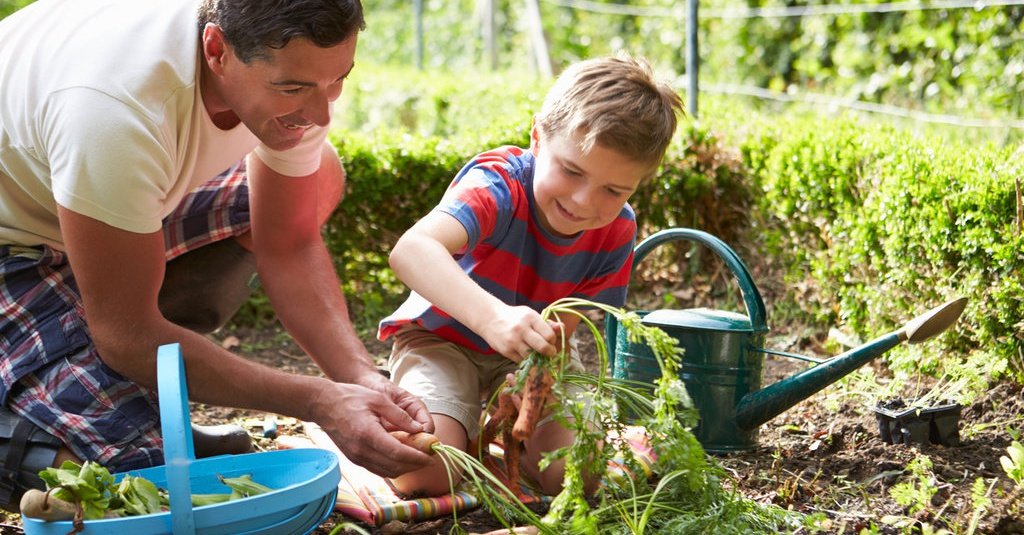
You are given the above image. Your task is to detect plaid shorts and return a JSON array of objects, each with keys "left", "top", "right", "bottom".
[{"left": 0, "top": 161, "right": 251, "bottom": 472}]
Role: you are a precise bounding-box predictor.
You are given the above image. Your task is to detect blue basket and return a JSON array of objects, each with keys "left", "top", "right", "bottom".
[{"left": 24, "top": 343, "right": 341, "bottom": 534}]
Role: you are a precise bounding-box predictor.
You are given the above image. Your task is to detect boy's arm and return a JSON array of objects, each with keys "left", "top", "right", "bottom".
[{"left": 390, "top": 211, "right": 560, "bottom": 361}]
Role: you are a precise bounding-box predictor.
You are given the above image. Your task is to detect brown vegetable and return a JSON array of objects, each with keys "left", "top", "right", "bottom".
[
  {"left": 19, "top": 488, "right": 78, "bottom": 522},
  {"left": 502, "top": 423, "right": 522, "bottom": 494},
  {"left": 390, "top": 430, "right": 440, "bottom": 455},
  {"left": 480, "top": 389, "right": 516, "bottom": 450},
  {"left": 511, "top": 365, "right": 554, "bottom": 441}
]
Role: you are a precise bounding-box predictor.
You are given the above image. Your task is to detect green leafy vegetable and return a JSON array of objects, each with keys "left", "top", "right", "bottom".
[{"left": 37, "top": 461, "right": 273, "bottom": 519}]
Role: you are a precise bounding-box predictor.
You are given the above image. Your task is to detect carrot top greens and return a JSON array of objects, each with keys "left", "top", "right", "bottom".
[{"left": 427, "top": 297, "right": 802, "bottom": 534}]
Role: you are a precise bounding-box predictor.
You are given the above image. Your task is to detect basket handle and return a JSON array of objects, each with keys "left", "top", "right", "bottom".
[
  {"left": 157, "top": 343, "right": 197, "bottom": 534},
  {"left": 631, "top": 228, "right": 767, "bottom": 332}
]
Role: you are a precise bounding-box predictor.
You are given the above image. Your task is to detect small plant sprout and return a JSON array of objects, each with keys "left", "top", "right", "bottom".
[
  {"left": 890, "top": 455, "right": 938, "bottom": 516},
  {"left": 1000, "top": 440, "right": 1024, "bottom": 486},
  {"left": 965, "top": 477, "right": 997, "bottom": 535},
  {"left": 913, "top": 352, "right": 1007, "bottom": 408}
]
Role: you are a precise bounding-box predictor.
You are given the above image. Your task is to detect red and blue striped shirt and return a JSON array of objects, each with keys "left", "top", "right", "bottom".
[{"left": 378, "top": 146, "right": 636, "bottom": 354}]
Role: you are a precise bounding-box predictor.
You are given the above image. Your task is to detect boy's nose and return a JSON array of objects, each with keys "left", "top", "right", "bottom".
[{"left": 571, "top": 187, "right": 595, "bottom": 207}]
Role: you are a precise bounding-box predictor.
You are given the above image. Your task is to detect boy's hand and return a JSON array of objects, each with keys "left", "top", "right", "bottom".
[{"left": 479, "top": 305, "right": 560, "bottom": 362}]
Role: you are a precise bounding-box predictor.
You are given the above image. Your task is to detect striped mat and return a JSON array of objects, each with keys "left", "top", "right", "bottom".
[{"left": 297, "top": 421, "right": 654, "bottom": 527}]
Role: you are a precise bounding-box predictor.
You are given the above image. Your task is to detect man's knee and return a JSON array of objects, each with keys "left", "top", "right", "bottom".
[{"left": 158, "top": 239, "right": 257, "bottom": 334}]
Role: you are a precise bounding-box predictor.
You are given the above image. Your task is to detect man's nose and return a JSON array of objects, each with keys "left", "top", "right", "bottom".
[{"left": 303, "top": 93, "right": 332, "bottom": 127}]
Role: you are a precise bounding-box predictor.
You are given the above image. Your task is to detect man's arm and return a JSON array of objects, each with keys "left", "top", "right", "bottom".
[
  {"left": 57, "top": 167, "right": 432, "bottom": 476},
  {"left": 244, "top": 148, "right": 389, "bottom": 386},
  {"left": 389, "top": 211, "right": 561, "bottom": 361},
  {"left": 244, "top": 146, "right": 435, "bottom": 444}
]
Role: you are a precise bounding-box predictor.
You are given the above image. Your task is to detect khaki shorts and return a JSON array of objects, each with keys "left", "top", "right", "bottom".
[{"left": 388, "top": 324, "right": 584, "bottom": 438}]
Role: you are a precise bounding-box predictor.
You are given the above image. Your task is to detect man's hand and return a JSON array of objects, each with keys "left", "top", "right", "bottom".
[{"left": 315, "top": 380, "right": 434, "bottom": 478}]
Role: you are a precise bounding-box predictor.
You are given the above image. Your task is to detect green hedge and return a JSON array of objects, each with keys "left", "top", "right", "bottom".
[{"left": 739, "top": 113, "right": 1022, "bottom": 377}]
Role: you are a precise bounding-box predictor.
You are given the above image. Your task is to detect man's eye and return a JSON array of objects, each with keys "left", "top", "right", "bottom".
[{"left": 280, "top": 88, "right": 304, "bottom": 95}]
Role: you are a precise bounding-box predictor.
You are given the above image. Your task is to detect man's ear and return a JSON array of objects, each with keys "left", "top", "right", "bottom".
[{"left": 202, "top": 23, "right": 229, "bottom": 75}]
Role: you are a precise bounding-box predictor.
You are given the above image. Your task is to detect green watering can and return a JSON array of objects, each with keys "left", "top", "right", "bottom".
[{"left": 606, "top": 228, "right": 967, "bottom": 453}]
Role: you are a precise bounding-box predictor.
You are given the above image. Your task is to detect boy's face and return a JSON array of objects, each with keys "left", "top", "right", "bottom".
[{"left": 530, "top": 124, "right": 651, "bottom": 237}]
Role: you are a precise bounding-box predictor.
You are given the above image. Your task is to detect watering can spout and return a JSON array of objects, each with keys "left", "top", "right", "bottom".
[{"left": 734, "top": 297, "right": 968, "bottom": 431}]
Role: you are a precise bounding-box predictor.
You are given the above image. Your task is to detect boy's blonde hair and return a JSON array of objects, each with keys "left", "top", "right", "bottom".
[{"left": 536, "top": 56, "right": 685, "bottom": 170}]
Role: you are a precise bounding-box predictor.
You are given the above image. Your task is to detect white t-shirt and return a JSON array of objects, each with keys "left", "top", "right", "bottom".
[{"left": 0, "top": 0, "right": 328, "bottom": 250}]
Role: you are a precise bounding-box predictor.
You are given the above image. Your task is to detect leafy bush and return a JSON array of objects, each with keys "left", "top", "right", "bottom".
[{"left": 739, "top": 110, "right": 1023, "bottom": 379}]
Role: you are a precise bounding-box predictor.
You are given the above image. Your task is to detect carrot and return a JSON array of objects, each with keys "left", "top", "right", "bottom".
[
  {"left": 502, "top": 424, "right": 522, "bottom": 494},
  {"left": 480, "top": 389, "right": 516, "bottom": 450},
  {"left": 19, "top": 488, "right": 78, "bottom": 521},
  {"left": 511, "top": 364, "right": 554, "bottom": 441},
  {"left": 390, "top": 430, "right": 440, "bottom": 455}
]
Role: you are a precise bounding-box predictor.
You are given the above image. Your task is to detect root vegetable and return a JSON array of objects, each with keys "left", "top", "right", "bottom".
[
  {"left": 480, "top": 390, "right": 516, "bottom": 450},
  {"left": 511, "top": 365, "right": 554, "bottom": 441},
  {"left": 19, "top": 488, "right": 78, "bottom": 521},
  {"left": 502, "top": 424, "right": 522, "bottom": 495},
  {"left": 390, "top": 431, "right": 440, "bottom": 455}
]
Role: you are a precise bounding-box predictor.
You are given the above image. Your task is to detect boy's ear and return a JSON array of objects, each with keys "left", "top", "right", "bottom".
[{"left": 529, "top": 116, "right": 541, "bottom": 154}]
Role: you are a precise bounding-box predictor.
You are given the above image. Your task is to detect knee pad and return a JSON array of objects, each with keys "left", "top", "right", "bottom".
[{"left": 0, "top": 407, "right": 62, "bottom": 511}]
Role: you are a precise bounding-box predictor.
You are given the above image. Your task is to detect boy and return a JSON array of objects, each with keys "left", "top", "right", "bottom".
[{"left": 378, "top": 56, "right": 684, "bottom": 497}]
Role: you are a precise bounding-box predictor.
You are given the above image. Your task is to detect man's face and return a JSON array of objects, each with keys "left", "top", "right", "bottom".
[
  {"left": 530, "top": 125, "right": 650, "bottom": 237},
  {"left": 204, "top": 28, "right": 357, "bottom": 151}
]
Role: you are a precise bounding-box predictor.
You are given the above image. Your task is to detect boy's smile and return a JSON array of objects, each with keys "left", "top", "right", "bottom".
[{"left": 530, "top": 126, "right": 651, "bottom": 237}]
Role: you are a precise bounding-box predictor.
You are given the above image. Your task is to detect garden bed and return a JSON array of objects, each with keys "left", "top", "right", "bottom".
[
  {"left": 215, "top": 326, "right": 1022, "bottom": 534},
  {"left": 2, "top": 324, "right": 1018, "bottom": 535}
]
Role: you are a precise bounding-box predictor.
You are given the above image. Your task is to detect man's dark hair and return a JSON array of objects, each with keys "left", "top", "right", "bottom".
[{"left": 197, "top": 0, "right": 365, "bottom": 63}]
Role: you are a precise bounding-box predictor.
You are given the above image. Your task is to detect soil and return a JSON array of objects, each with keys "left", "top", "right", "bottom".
[
  {"left": 2, "top": 321, "right": 1021, "bottom": 534},
  {"left": 201, "top": 325, "right": 1024, "bottom": 534}
]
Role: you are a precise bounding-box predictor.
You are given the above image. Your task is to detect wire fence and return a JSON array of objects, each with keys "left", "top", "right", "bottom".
[
  {"left": 535, "top": 0, "right": 1024, "bottom": 131},
  {"left": 543, "top": 0, "right": 1024, "bottom": 18}
]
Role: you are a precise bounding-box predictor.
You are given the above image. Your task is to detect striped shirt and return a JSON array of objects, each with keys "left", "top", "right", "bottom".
[{"left": 379, "top": 146, "right": 636, "bottom": 353}]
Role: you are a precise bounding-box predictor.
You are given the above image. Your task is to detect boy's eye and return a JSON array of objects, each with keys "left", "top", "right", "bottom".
[{"left": 563, "top": 166, "right": 581, "bottom": 176}]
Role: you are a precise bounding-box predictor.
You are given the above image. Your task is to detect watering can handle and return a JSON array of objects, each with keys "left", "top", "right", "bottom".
[{"left": 632, "top": 228, "right": 768, "bottom": 332}]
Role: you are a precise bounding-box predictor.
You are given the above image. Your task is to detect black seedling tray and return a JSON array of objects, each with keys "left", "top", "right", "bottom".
[{"left": 872, "top": 399, "right": 962, "bottom": 447}]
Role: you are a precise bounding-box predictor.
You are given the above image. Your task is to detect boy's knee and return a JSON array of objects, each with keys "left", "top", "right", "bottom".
[{"left": 389, "top": 458, "right": 460, "bottom": 498}]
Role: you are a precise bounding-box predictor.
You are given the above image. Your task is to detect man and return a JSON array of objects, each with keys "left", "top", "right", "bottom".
[{"left": 0, "top": 0, "right": 433, "bottom": 510}]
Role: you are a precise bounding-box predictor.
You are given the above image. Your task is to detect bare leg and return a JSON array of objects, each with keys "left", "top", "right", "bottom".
[{"left": 389, "top": 414, "right": 467, "bottom": 497}]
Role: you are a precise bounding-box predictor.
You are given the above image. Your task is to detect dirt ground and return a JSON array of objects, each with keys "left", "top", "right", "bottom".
[
  {"left": 2, "top": 322, "right": 1020, "bottom": 534},
  {"left": 204, "top": 322, "right": 1022, "bottom": 535}
]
